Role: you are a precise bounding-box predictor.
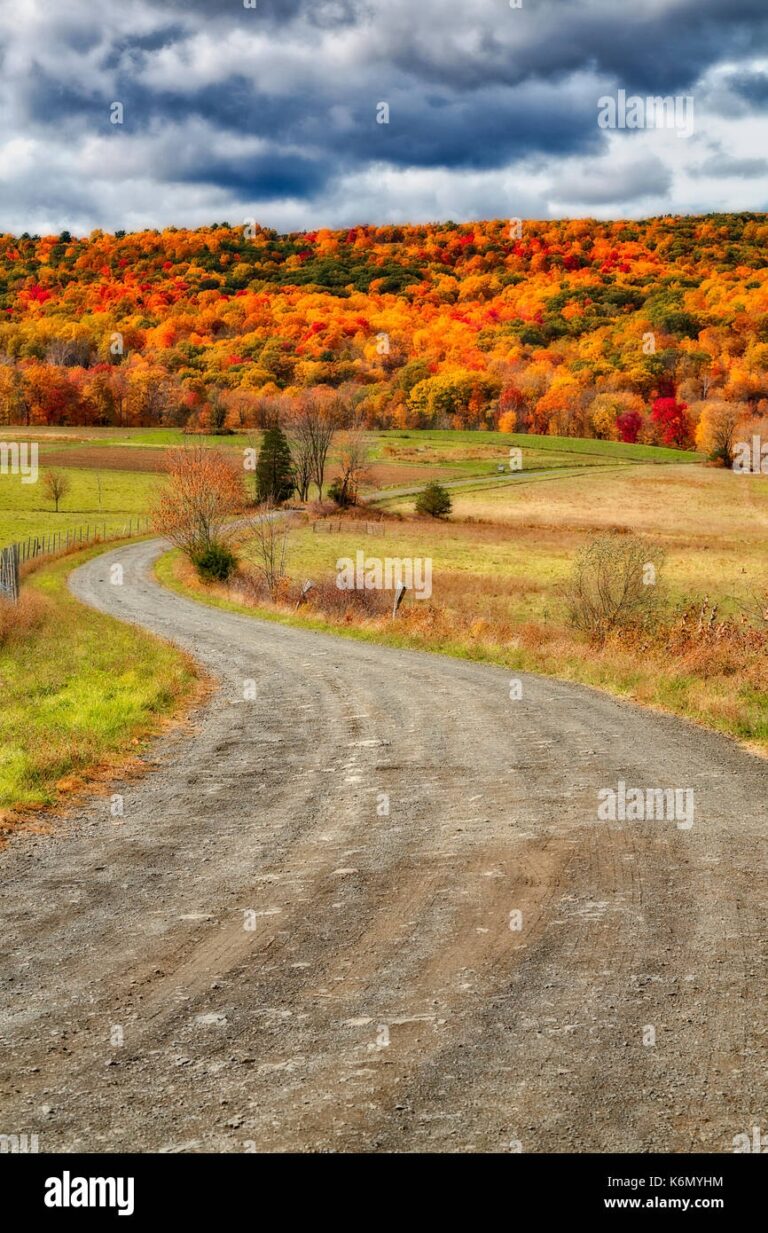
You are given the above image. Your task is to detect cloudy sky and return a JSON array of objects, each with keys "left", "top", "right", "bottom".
[{"left": 1, "top": 0, "right": 767, "bottom": 235}]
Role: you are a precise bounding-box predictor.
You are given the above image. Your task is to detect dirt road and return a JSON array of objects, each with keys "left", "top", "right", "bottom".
[
  {"left": 364, "top": 464, "right": 616, "bottom": 503},
  {"left": 1, "top": 538, "right": 767, "bottom": 1152}
]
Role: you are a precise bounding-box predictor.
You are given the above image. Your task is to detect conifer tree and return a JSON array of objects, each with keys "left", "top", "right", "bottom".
[{"left": 255, "top": 425, "right": 295, "bottom": 504}]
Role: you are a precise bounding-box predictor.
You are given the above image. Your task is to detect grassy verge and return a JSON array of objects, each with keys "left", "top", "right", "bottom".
[{"left": 0, "top": 544, "right": 203, "bottom": 832}]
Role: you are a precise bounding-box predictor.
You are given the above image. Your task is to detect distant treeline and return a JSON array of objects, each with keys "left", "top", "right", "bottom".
[{"left": 1, "top": 213, "right": 767, "bottom": 450}]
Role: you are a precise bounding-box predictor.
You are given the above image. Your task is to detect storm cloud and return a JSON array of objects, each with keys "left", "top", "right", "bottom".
[{"left": 0, "top": 0, "right": 767, "bottom": 233}]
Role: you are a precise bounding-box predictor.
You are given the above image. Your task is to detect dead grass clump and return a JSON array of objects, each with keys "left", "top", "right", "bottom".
[
  {"left": 305, "top": 499, "right": 339, "bottom": 519},
  {"left": 663, "top": 600, "right": 768, "bottom": 681},
  {"left": 305, "top": 577, "right": 391, "bottom": 622},
  {"left": 0, "top": 590, "right": 50, "bottom": 648},
  {"left": 594, "top": 599, "right": 768, "bottom": 694}
]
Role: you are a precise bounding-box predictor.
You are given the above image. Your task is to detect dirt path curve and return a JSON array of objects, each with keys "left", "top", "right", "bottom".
[
  {"left": 1, "top": 538, "right": 767, "bottom": 1153},
  {"left": 364, "top": 464, "right": 622, "bottom": 503}
]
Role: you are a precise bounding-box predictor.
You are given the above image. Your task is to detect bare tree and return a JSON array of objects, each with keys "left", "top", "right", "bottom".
[
  {"left": 46, "top": 335, "right": 95, "bottom": 367},
  {"left": 333, "top": 424, "right": 370, "bottom": 506},
  {"left": 287, "top": 391, "right": 337, "bottom": 502},
  {"left": 43, "top": 469, "right": 71, "bottom": 513},
  {"left": 284, "top": 400, "right": 313, "bottom": 502},
  {"left": 111, "top": 365, "right": 129, "bottom": 428},
  {"left": 207, "top": 385, "right": 228, "bottom": 435},
  {"left": 247, "top": 505, "right": 291, "bottom": 598},
  {"left": 251, "top": 393, "right": 285, "bottom": 430}
]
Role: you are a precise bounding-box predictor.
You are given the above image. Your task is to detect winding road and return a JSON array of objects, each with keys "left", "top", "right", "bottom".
[{"left": 1, "top": 537, "right": 767, "bottom": 1153}]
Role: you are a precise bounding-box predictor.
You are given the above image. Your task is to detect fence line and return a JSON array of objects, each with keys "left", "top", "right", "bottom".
[
  {"left": 0, "top": 516, "right": 152, "bottom": 604},
  {"left": 312, "top": 519, "right": 385, "bottom": 536}
]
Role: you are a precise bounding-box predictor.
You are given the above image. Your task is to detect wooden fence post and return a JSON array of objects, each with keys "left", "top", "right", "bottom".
[{"left": 0, "top": 544, "right": 20, "bottom": 604}]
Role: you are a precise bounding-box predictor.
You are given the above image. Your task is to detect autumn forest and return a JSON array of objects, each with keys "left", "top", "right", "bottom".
[{"left": 1, "top": 213, "right": 767, "bottom": 454}]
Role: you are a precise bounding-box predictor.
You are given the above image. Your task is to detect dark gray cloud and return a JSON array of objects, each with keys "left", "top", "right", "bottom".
[
  {"left": 691, "top": 151, "right": 768, "bottom": 178},
  {"left": 0, "top": 0, "right": 766, "bottom": 233},
  {"left": 550, "top": 155, "right": 673, "bottom": 206},
  {"left": 725, "top": 69, "right": 768, "bottom": 105}
]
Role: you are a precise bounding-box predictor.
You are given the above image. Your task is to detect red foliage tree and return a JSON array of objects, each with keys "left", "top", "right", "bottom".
[
  {"left": 650, "top": 397, "right": 691, "bottom": 448},
  {"left": 616, "top": 409, "right": 643, "bottom": 443}
]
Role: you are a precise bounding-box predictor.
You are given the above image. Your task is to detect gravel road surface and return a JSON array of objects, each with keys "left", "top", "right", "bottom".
[{"left": 1, "top": 537, "right": 766, "bottom": 1153}]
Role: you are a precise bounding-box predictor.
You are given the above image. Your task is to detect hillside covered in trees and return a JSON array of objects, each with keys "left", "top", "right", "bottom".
[{"left": 1, "top": 213, "right": 767, "bottom": 450}]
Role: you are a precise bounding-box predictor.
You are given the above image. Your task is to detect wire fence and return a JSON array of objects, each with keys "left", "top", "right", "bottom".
[
  {"left": 0, "top": 516, "right": 152, "bottom": 604},
  {"left": 311, "top": 519, "right": 385, "bottom": 535}
]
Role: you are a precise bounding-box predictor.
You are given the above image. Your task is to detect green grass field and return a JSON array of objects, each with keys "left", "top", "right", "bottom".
[
  {"left": 0, "top": 468, "right": 160, "bottom": 547},
  {"left": 0, "top": 424, "right": 703, "bottom": 462},
  {"left": 0, "top": 425, "right": 251, "bottom": 449},
  {"left": 375, "top": 428, "right": 701, "bottom": 463},
  {"left": 0, "top": 545, "right": 200, "bottom": 822}
]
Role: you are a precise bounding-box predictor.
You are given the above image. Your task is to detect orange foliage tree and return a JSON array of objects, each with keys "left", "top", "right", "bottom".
[{"left": 152, "top": 447, "right": 246, "bottom": 560}]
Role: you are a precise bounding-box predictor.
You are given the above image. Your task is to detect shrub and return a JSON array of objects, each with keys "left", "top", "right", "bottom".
[
  {"left": 416, "top": 482, "right": 452, "bottom": 518},
  {"left": 191, "top": 542, "right": 238, "bottom": 583},
  {"left": 305, "top": 577, "right": 390, "bottom": 621},
  {"left": 327, "top": 478, "right": 353, "bottom": 508},
  {"left": 566, "top": 532, "right": 665, "bottom": 641}
]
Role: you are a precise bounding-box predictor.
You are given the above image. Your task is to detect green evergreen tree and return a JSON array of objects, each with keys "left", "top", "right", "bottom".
[
  {"left": 415, "top": 482, "right": 452, "bottom": 518},
  {"left": 256, "top": 425, "right": 295, "bottom": 504}
]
